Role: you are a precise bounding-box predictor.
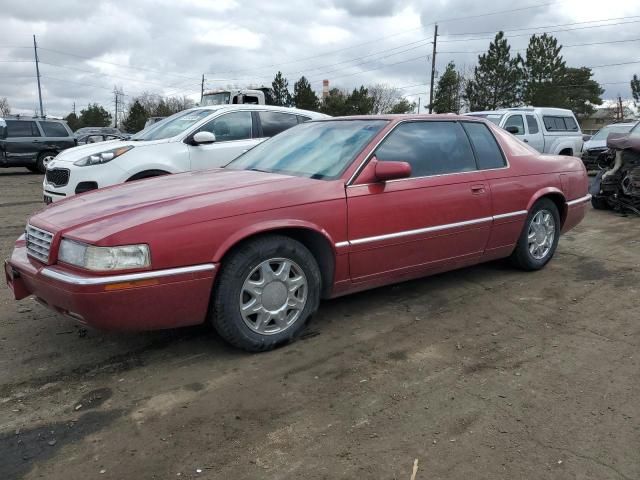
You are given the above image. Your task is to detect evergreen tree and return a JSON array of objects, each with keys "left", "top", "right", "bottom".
[
  {"left": 464, "top": 31, "right": 522, "bottom": 111},
  {"left": 153, "top": 99, "right": 173, "bottom": 117},
  {"left": 122, "top": 100, "right": 148, "bottom": 133},
  {"left": 632, "top": 74, "right": 640, "bottom": 106},
  {"left": 78, "top": 103, "right": 112, "bottom": 127},
  {"left": 557, "top": 67, "right": 603, "bottom": 118},
  {"left": 272, "top": 71, "right": 292, "bottom": 107},
  {"left": 521, "top": 34, "right": 566, "bottom": 106},
  {"left": 388, "top": 98, "right": 416, "bottom": 114},
  {"left": 320, "top": 88, "right": 349, "bottom": 116},
  {"left": 64, "top": 112, "right": 81, "bottom": 131},
  {"left": 292, "top": 76, "right": 319, "bottom": 111},
  {"left": 432, "top": 62, "right": 462, "bottom": 113},
  {"left": 346, "top": 86, "right": 374, "bottom": 114}
]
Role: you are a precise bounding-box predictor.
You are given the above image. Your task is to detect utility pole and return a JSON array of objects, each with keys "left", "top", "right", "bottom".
[
  {"left": 618, "top": 95, "right": 624, "bottom": 121},
  {"left": 428, "top": 24, "right": 438, "bottom": 114},
  {"left": 33, "top": 35, "right": 44, "bottom": 118},
  {"left": 72, "top": 101, "right": 76, "bottom": 116},
  {"left": 114, "top": 87, "right": 120, "bottom": 128},
  {"left": 201, "top": 74, "right": 205, "bottom": 103},
  {"left": 417, "top": 97, "right": 421, "bottom": 114}
]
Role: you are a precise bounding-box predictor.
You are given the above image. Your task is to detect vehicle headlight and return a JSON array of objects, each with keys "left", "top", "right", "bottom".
[
  {"left": 59, "top": 239, "right": 150, "bottom": 271},
  {"left": 73, "top": 146, "right": 133, "bottom": 166}
]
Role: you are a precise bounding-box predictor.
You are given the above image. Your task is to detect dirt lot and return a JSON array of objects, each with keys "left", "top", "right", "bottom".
[{"left": 1, "top": 168, "right": 638, "bottom": 480}]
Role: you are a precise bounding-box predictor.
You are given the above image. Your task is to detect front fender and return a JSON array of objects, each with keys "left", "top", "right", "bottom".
[{"left": 212, "top": 219, "right": 339, "bottom": 263}]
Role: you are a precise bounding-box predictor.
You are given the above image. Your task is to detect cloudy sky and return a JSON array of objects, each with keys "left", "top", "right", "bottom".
[{"left": 1, "top": 0, "right": 640, "bottom": 118}]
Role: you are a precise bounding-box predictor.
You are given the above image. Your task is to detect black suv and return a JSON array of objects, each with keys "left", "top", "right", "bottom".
[{"left": 0, "top": 116, "right": 76, "bottom": 173}]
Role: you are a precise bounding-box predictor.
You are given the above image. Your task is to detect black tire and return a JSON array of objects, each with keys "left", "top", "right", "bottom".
[
  {"left": 591, "top": 196, "right": 610, "bottom": 210},
  {"left": 35, "top": 151, "right": 55, "bottom": 174},
  {"left": 211, "top": 235, "right": 321, "bottom": 352},
  {"left": 510, "top": 198, "right": 561, "bottom": 271}
]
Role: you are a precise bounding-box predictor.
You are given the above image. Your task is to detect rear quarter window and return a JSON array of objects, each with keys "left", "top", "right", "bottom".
[
  {"left": 462, "top": 122, "right": 506, "bottom": 170},
  {"left": 39, "top": 121, "right": 70, "bottom": 137}
]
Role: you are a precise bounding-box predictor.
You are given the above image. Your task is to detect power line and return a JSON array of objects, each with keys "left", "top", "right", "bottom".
[{"left": 440, "top": 37, "right": 640, "bottom": 54}]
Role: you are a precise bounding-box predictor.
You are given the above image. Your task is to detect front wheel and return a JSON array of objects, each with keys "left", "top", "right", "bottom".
[
  {"left": 211, "top": 235, "right": 321, "bottom": 352},
  {"left": 35, "top": 152, "right": 56, "bottom": 174},
  {"left": 510, "top": 198, "right": 560, "bottom": 271}
]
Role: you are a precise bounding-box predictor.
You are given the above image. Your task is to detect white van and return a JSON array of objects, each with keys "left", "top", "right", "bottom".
[
  {"left": 43, "top": 105, "right": 327, "bottom": 203},
  {"left": 466, "top": 107, "right": 584, "bottom": 156}
]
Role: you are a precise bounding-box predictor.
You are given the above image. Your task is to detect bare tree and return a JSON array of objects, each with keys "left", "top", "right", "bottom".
[
  {"left": 0, "top": 97, "right": 10, "bottom": 116},
  {"left": 368, "top": 84, "right": 405, "bottom": 114}
]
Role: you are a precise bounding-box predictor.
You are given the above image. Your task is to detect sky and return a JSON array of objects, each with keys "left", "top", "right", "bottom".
[{"left": 1, "top": 0, "right": 640, "bottom": 118}]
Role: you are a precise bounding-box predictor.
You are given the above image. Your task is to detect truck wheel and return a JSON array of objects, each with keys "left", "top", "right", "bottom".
[
  {"left": 211, "top": 235, "right": 321, "bottom": 352},
  {"left": 510, "top": 198, "right": 560, "bottom": 271},
  {"left": 34, "top": 152, "right": 56, "bottom": 174}
]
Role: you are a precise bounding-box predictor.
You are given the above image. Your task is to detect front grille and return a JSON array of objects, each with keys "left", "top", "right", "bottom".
[
  {"left": 25, "top": 224, "right": 53, "bottom": 263},
  {"left": 46, "top": 168, "right": 70, "bottom": 187}
]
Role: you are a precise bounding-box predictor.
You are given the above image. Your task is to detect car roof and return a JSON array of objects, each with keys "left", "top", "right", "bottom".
[
  {"left": 600, "top": 122, "right": 637, "bottom": 128},
  {"left": 187, "top": 104, "right": 328, "bottom": 117},
  {"left": 468, "top": 107, "right": 575, "bottom": 116},
  {"left": 1, "top": 116, "right": 66, "bottom": 122},
  {"left": 317, "top": 113, "right": 488, "bottom": 123}
]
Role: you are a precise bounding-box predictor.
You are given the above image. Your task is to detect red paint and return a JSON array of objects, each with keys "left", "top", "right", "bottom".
[{"left": 6, "top": 115, "right": 589, "bottom": 331}]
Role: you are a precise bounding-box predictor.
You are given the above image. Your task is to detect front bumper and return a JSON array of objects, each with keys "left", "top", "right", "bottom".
[
  {"left": 43, "top": 162, "right": 129, "bottom": 203},
  {"left": 5, "top": 243, "right": 217, "bottom": 331}
]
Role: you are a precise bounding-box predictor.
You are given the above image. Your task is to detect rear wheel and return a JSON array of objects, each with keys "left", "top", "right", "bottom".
[
  {"left": 211, "top": 235, "right": 321, "bottom": 352},
  {"left": 33, "top": 152, "right": 56, "bottom": 174},
  {"left": 510, "top": 198, "right": 560, "bottom": 271}
]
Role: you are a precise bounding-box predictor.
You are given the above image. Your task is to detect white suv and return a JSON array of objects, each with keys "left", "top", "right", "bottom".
[
  {"left": 43, "top": 105, "right": 327, "bottom": 203},
  {"left": 466, "top": 107, "right": 584, "bottom": 156}
]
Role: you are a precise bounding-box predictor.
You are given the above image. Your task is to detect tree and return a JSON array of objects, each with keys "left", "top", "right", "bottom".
[
  {"left": 464, "top": 31, "right": 522, "bottom": 111},
  {"left": 521, "top": 34, "right": 566, "bottom": 106},
  {"left": 122, "top": 100, "right": 148, "bottom": 133},
  {"left": 292, "top": 76, "right": 319, "bottom": 111},
  {"left": 556, "top": 67, "right": 603, "bottom": 118},
  {"left": 632, "top": 74, "right": 640, "bottom": 106},
  {"left": 78, "top": 103, "right": 111, "bottom": 127},
  {"left": 388, "top": 98, "right": 416, "bottom": 114},
  {"left": 346, "top": 86, "right": 374, "bottom": 114},
  {"left": 432, "top": 62, "right": 462, "bottom": 113},
  {"left": 272, "top": 71, "right": 292, "bottom": 107},
  {"left": 64, "top": 112, "right": 81, "bottom": 131},
  {"left": 320, "top": 88, "right": 349, "bottom": 116},
  {"left": 0, "top": 97, "right": 10, "bottom": 116}
]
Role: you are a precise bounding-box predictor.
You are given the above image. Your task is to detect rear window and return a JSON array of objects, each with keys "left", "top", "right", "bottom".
[
  {"left": 39, "top": 121, "right": 69, "bottom": 137},
  {"left": 526, "top": 115, "right": 539, "bottom": 134},
  {"left": 543, "top": 116, "right": 579, "bottom": 132},
  {"left": 6, "top": 120, "right": 40, "bottom": 137},
  {"left": 259, "top": 111, "right": 299, "bottom": 137},
  {"left": 462, "top": 122, "right": 506, "bottom": 170}
]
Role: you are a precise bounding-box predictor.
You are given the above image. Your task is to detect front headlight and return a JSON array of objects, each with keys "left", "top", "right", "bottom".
[
  {"left": 73, "top": 146, "right": 133, "bottom": 166},
  {"left": 59, "top": 239, "right": 150, "bottom": 271}
]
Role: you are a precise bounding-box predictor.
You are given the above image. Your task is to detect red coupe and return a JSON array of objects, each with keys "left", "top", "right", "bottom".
[{"left": 5, "top": 115, "right": 590, "bottom": 351}]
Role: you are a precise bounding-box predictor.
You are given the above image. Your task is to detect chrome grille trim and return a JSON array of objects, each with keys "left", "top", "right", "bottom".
[{"left": 25, "top": 224, "right": 53, "bottom": 263}]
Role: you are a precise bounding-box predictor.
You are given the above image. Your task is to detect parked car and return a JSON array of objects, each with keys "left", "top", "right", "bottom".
[
  {"left": 42, "top": 105, "right": 326, "bottom": 203},
  {"left": 143, "top": 117, "right": 166, "bottom": 130},
  {"left": 581, "top": 122, "right": 637, "bottom": 170},
  {"left": 466, "top": 107, "right": 584, "bottom": 156},
  {"left": 0, "top": 116, "right": 75, "bottom": 173},
  {"left": 6, "top": 115, "right": 590, "bottom": 351},
  {"left": 74, "top": 127, "right": 124, "bottom": 137},
  {"left": 76, "top": 133, "right": 129, "bottom": 145}
]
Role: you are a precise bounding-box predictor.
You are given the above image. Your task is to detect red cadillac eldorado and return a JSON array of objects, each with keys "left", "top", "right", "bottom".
[{"left": 5, "top": 115, "right": 590, "bottom": 351}]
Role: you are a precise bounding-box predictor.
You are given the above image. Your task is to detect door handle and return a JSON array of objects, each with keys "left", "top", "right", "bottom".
[
  {"left": 523, "top": 139, "right": 529, "bottom": 143},
  {"left": 471, "top": 184, "right": 485, "bottom": 194}
]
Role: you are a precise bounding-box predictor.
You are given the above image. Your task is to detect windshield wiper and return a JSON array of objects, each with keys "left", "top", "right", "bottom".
[{"left": 247, "top": 168, "right": 270, "bottom": 173}]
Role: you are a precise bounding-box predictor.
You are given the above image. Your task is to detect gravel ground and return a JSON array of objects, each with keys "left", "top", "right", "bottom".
[{"left": 1, "top": 167, "right": 638, "bottom": 480}]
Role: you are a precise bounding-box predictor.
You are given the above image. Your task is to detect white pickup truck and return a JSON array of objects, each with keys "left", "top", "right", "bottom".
[{"left": 466, "top": 107, "right": 584, "bottom": 156}]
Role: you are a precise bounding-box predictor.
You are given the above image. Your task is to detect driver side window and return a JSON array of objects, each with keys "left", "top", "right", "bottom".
[
  {"left": 199, "top": 111, "right": 253, "bottom": 142},
  {"left": 504, "top": 115, "right": 525, "bottom": 135}
]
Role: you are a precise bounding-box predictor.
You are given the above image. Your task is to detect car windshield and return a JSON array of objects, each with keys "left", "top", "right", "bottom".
[
  {"left": 468, "top": 113, "right": 503, "bottom": 125},
  {"left": 227, "top": 119, "right": 388, "bottom": 180},
  {"left": 131, "top": 109, "right": 214, "bottom": 141},
  {"left": 201, "top": 92, "right": 231, "bottom": 106},
  {"left": 591, "top": 124, "right": 634, "bottom": 141}
]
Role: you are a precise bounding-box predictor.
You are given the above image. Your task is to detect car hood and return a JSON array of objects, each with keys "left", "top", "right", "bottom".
[
  {"left": 50, "top": 138, "right": 172, "bottom": 164},
  {"left": 583, "top": 139, "right": 607, "bottom": 151},
  {"left": 30, "top": 168, "right": 335, "bottom": 244}
]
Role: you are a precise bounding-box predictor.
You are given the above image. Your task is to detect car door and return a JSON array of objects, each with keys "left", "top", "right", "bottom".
[
  {"left": 4, "top": 120, "right": 41, "bottom": 163},
  {"left": 346, "top": 120, "right": 493, "bottom": 282},
  {"left": 188, "top": 111, "right": 257, "bottom": 170},
  {"left": 524, "top": 114, "right": 545, "bottom": 152},
  {"left": 38, "top": 120, "right": 75, "bottom": 152}
]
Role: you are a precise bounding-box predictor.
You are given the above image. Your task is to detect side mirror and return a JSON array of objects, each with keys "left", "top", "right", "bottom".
[
  {"left": 582, "top": 134, "right": 592, "bottom": 142},
  {"left": 192, "top": 131, "right": 216, "bottom": 145},
  {"left": 374, "top": 160, "right": 411, "bottom": 182},
  {"left": 505, "top": 126, "right": 519, "bottom": 134}
]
